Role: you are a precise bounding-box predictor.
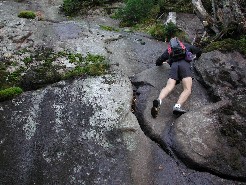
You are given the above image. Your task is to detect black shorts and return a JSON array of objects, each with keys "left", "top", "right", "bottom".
[{"left": 169, "top": 60, "right": 192, "bottom": 81}]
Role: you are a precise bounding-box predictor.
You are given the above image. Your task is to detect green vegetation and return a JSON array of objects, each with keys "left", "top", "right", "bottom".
[
  {"left": 18, "top": 11, "right": 36, "bottom": 19},
  {"left": 115, "top": 0, "right": 193, "bottom": 27},
  {"left": 61, "top": 0, "right": 105, "bottom": 16},
  {"left": 159, "top": 0, "right": 193, "bottom": 13},
  {"left": 60, "top": 0, "right": 193, "bottom": 20},
  {"left": 204, "top": 36, "right": 246, "bottom": 56},
  {"left": 64, "top": 54, "right": 109, "bottom": 78},
  {"left": 148, "top": 22, "right": 186, "bottom": 41},
  {"left": 60, "top": 0, "right": 191, "bottom": 39},
  {"left": 0, "top": 48, "right": 110, "bottom": 102},
  {"left": 115, "top": 0, "right": 155, "bottom": 27},
  {"left": 61, "top": 0, "right": 81, "bottom": 16},
  {"left": 100, "top": 25, "right": 119, "bottom": 32},
  {"left": 0, "top": 87, "right": 23, "bottom": 102}
]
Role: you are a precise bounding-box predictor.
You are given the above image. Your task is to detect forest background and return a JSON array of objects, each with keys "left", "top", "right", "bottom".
[{"left": 59, "top": 0, "right": 246, "bottom": 55}]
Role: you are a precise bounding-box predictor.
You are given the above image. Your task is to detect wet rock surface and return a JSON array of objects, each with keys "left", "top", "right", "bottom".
[{"left": 0, "top": 0, "right": 246, "bottom": 184}]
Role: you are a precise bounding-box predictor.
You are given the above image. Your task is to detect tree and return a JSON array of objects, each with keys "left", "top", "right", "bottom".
[{"left": 192, "top": 0, "right": 246, "bottom": 40}]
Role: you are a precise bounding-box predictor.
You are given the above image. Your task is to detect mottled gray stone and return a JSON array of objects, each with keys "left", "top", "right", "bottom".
[
  {"left": 0, "top": 74, "right": 155, "bottom": 185},
  {"left": 1, "top": 0, "right": 246, "bottom": 184}
]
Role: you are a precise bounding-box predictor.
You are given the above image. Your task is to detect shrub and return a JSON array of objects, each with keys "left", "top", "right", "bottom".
[
  {"left": 148, "top": 23, "right": 166, "bottom": 40},
  {"left": 61, "top": 0, "right": 103, "bottom": 16},
  {"left": 0, "top": 87, "right": 23, "bottom": 102},
  {"left": 18, "top": 11, "right": 36, "bottom": 19},
  {"left": 115, "top": 0, "right": 194, "bottom": 26},
  {"left": 116, "top": 0, "right": 154, "bottom": 26},
  {"left": 157, "top": 0, "right": 193, "bottom": 13},
  {"left": 148, "top": 22, "right": 181, "bottom": 41},
  {"left": 61, "top": 0, "right": 81, "bottom": 16}
]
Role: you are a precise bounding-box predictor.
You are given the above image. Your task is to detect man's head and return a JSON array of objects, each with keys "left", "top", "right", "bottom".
[
  {"left": 167, "top": 36, "right": 179, "bottom": 42},
  {"left": 169, "top": 37, "right": 178, "bottom": 43}
]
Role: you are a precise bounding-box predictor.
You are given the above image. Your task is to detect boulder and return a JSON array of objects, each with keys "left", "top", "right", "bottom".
[
  {"left": 169, "top": 51, "right": 246, "bottom": 179},
  {"left": 0, "top": 74, "right": 155, "bottom": 184},
  {"left": 171, "top": 100, "right": 246, "bottom": 179},
  {"left": 133, "top": 51, "right": 246, "bottom": 180},
  {"left": 194, "top": 51, "right": 246, "bottom": 101},
  {"left": 1, "top": 0, "right": 246, "bottom": 183},
  {"left": 132, "top": 61, "right": 211, "bottom": 140}
]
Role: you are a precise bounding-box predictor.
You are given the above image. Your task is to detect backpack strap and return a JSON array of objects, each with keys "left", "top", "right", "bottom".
[
  {"left": 178, "top": 40, "right": 186, "bottom": 50},
  {"left": 167, "top": 44, "right": 172, "bottom": 55}
]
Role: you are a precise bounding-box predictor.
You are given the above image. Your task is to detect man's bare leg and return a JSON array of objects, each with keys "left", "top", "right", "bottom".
[
  {"left": 176, "top": 77, "right": 192, "bottom": 106},
  {"left": 158, "top": 78, "right": 176, "bottom": 101},
  {"left": 173, "top": 77, "right": 192, "bottom": 115},
  {"left": 151, "top": 78, "right": 176, "bottom": 118}
]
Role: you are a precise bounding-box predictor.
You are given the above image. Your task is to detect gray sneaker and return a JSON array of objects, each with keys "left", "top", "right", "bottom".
[
  {"left": 151, "top": 99, "right": 160, "bottom": 118},
  {"left": 173, "top": 106, "right": 187, "bottom": 115}
]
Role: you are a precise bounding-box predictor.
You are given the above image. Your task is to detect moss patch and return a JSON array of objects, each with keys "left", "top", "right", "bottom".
[
  {"left": 18, "top": 11, "right": 36, "bottom": 19},
  {"left": 0, "top": 87, "right": 23, "bottom": 101},
  {"left": 0, "top": 48, "right": 110, "bottom": 101},
  {"left": 63, "top": 53, "right": 109, "bottom": 78},
  {"left": 99, "top": 25, "right": 119, "bottom": 32}
]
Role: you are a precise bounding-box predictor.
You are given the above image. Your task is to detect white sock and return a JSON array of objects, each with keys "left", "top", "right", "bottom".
[
  {"left": 174, "top": 103, "right": 181, "bottom": 108},
  {"left": 158, "top": 98, "right": 162, "bottom": 105}
]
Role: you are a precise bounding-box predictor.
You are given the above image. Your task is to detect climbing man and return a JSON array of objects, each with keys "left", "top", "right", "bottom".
[{"left": 151, "top": 37, "right": 202, "bottom": 118}]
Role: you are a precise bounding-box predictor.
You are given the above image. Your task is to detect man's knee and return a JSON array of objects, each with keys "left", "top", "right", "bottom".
[
  {"left": 182, "top": 77, "right": 192, "bottom": 90},
  {"left": 166, "top": 78, "right": 176, "bottom": 89},
  {"left": 184, "top": 88, "right": 192, "bottom": 95}
]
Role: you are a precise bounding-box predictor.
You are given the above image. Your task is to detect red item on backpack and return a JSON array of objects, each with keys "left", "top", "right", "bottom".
[{"left": 168, "top": 38, "right": 186, "bottom": 60}]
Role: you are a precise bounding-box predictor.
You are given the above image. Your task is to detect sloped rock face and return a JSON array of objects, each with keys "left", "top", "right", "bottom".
[
  {"left": 177, "top": 13, "right": 204, "bottom": 42},
  {"left": 1, "top": 0, "right": 246, "bottom": 184},
  {"left": 0, "top": 0, "right": 162, "bottom": 87},
  {"left": 133, "top": 50, "right": 246, "bottom": 181},
  {"left": 171, "top": 52, "right": 246, "bottom": 179},
  {"left": 132, "top": 58, "right": 211, "bottom": 142},
  {"left": 0, "top": 1, "right": 166, "bottom": 184},
  {"left": 0, "top": 74, "right": 156, "bottom": 184},
  {"left": 172, "top": 100, "right": 246, "bottom": 179},
  {"left": 194, "top": 51, "right": 246, "bottom": 155},
  {"left": 194, "top": 51, "right": 246, "bottom": 101}
]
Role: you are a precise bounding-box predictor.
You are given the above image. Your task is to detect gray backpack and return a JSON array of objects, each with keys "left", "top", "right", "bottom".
[{"left": 167, "top": 38, "right": 186, "bottom": 61}]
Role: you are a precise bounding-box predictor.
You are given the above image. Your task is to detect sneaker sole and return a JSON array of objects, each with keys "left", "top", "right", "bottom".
[
  {"left": 173, "top": 110, "right": 186, "bottom": 115},
  {"left": 151, "top": 107, "right": 159, "bottom": 118}
]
